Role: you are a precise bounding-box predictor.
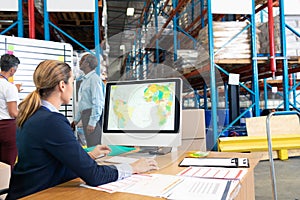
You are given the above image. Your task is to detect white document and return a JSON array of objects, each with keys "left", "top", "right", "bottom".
[
  {"left": 81, "top": 174, "right": 184, "bottom": 197},
  {"left": 119, "top": 174, "right": 183, "bottom": 197},
  {"left": 179, "top": 158, "right": 237, "bottom": 167},
  {"left": 166, "top": 177, "right": 231, "bottom": 200},
  {"left": 80, "top": 183, "right": 116, "bottom": 193},
  {"left": 177, "top": 166, "right": 248, "bottom": 180},
  {"left": 103, "top": 156, "right": 138, "bottom": 164}
]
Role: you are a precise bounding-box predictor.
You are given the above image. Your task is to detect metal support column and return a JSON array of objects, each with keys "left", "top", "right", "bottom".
[
  {"left": 203, "top": 84, "right": 208, "bottom": 109},
  {"left": 28, "top": 0, "right": 35, "bottom": 38},
  {"left": 264, "top": 79, "right": 268, "bottom": 109},
  {"left": 172, "top": 0, "right": 178, "bottom": 61},
  {"left": 279, "top": 0, "right": 290, "bottom": 111},
  {"left": 18, "top": 0, "right": 23, "bottom": 37},
  {"left": 94, "top": 0, "right": 101, "bottom": 75},
  {"left": 228, "top": 85, "right": 240, "bottom": 126},
  {"left": 266, "top": 111, "right": 300, "bottom": 200},
  {"left": 139, "top": 26, "right": 144, "bottom": 79},
  {"left": 207, "top": 0, "right": 218, "bottom": 150},
  {"left": 268, "top": 0, "right": 276, "bottom": 78},
  {"left": 43, "top": 0, "right": 50, "bottom": 40},
  {"left": 144, "top": 1, "right": 149, "bottom": 77},
  {"left": 250, "top": 0, "right": 261, "bottom": 117},
  {"left": 292, "top": 73, "right": 297, "bottom": 106},
  {"left": 154, "top": 0, "right": 159, "bottom": 64}
]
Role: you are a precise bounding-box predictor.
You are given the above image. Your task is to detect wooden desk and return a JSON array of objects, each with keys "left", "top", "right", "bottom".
[{"left": 21, "top": 151, "right": 260, "bottom": 200}]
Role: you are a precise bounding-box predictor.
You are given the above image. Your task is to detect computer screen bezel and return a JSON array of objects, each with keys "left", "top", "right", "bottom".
[{"left": 102, "top": 78, "right": 182, "bottom": 134}]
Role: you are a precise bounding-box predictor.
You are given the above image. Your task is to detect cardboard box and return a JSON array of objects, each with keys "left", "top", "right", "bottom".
[
  {"left": 246, "top": 115, "right": 300, "bottom": 136},
  {"left": 181, "top": 109, "right": 206, "bottom": 151},
  {"left": 0, "top": 162, "right": 10, "bottom": 199},
  {"left": 182, "top": 109, "right": 206, "bottom": 139},
  {"left": 180, "top": 139, "right": 206, "bottom": 152}
]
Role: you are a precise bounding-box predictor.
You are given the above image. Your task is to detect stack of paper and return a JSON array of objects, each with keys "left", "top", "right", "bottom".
[
  {"left": 81, "top": 174, "right": 183, "bottom": 196},
  {"left": 166, "top": 176, "right": 232, "bottom": 200},
  {"left": 177, "top": 166, "right": 248, "bottom": 180},
  {"left": 81, "top": 173, "right": 238, "bottom": 200}
]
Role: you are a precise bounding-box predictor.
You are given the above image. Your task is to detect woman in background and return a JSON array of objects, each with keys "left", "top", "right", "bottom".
[
  {"left": 6, "top": 60, "right": 158, "bottom": 199},
  {"left": 0, "top": 54, "right": 20, "bottom": 170}
]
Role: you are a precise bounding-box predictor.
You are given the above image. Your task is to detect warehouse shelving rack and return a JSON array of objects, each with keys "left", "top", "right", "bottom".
[
  {"left": 123, "top": 0, "right": 300, "bottom": 150},
  {"left": 3, "top": 0, "right": 299, "bottom": 150},
  {"left": 0, "top": 0, "right": 23, "bottom": 37},
  {"left": 42, "top": 0, "right": 102, "bottom": 75},
  {"left": 260, "top": 1, "right": 300, "bottom": 112},
  {"left": 0, "top": 0, "right": 104, "bottom": 75},
  {"left": 124, "top": 0, "right": 260, "bottom": 150},
  {"left": 202, "top": 0, "right": 260, "bottom": 149}
]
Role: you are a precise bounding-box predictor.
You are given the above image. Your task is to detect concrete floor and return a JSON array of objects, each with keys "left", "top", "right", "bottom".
[{"left": 254, "top": 156, "right": 300, "bottom": 200}]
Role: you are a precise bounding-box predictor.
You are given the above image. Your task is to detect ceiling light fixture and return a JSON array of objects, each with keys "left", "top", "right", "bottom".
[{"left": 126, "top": 7, "right": 135, "bottom": 16}]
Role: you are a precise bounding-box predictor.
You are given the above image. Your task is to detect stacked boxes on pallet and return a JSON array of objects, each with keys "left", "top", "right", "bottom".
[
  {"left": 196, "top": 21, "right": 257, "bottom": 69},
  {"left": 257, "top": 15, "right": 300, "bottom": 57}
]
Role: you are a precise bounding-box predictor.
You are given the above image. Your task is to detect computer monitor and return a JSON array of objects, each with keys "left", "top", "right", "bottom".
[{"left": 102, "top": 78, "right": 182, "bottom": 152}]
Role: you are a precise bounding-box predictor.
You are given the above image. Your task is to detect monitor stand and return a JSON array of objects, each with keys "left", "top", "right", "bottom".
[{"left": 138, "top": 146, "right": 173, "bottom": 155}]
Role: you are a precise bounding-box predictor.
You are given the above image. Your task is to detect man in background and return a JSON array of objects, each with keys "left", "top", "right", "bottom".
[{"left": 72, "top": 53, "right": 105, "bottom": 147}]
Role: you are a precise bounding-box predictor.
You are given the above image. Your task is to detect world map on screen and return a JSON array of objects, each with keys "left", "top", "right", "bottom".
[{"left": 108, "top": 82, "right": 175, "bottom": 130}]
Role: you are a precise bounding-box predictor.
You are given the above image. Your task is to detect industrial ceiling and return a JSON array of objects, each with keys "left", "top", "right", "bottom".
[{"left": 0, "top": 0, "right": 146, "bottom": 53}]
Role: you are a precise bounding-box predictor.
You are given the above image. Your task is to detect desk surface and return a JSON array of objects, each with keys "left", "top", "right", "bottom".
[{"left": 21, "top": 151, "right": 261, "bottom": 200}]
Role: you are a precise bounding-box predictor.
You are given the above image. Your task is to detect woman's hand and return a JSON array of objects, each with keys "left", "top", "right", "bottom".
[
  {"left": 86, "top": 125, "right": 95, "bottom": 134},
  {"left": 15, "top": 83, "right": 23, "bottom": 92},
  {"left": 89, "top": 145, "right": 111, "bottom": 159},
  {"left": 130, "top": 158, "right": 159, "bottom": 173},
  {"left": 70, "top": 121, "right": 77, "bottom": 131}
]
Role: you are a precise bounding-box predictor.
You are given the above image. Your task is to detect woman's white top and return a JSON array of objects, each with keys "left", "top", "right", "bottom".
[{"left": 0, "top": 78, "right": 19, "bottom": 120}]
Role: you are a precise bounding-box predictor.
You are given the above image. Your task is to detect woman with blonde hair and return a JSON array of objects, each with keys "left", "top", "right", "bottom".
[{"left": 6, "top": 60, "right": 158, "bottom": 199}]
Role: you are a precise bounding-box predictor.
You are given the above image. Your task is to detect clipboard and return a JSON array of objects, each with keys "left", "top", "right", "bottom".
[{"left": 179, "top": 157, "right": 249, "bottom": 168}]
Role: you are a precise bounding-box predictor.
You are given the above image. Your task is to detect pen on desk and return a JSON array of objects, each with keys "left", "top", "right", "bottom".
[
  {"left": 160, "top": 178, "right": 183, "bottom": 195},
  {"left": 95, "top": 154, "right": 106, "bottom": 160}
]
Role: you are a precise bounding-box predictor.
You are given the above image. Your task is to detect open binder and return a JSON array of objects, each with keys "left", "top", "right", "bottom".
[{"left": 179, "top": 157, "right": 249, "bottom": 168}]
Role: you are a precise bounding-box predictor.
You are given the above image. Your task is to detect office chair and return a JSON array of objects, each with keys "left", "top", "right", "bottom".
[
  {"left": 0, "top": 188, "right": 8, "bottom": 194},
  {"left": 0, "top": 188, "right": 9, "bottom": 200}
]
